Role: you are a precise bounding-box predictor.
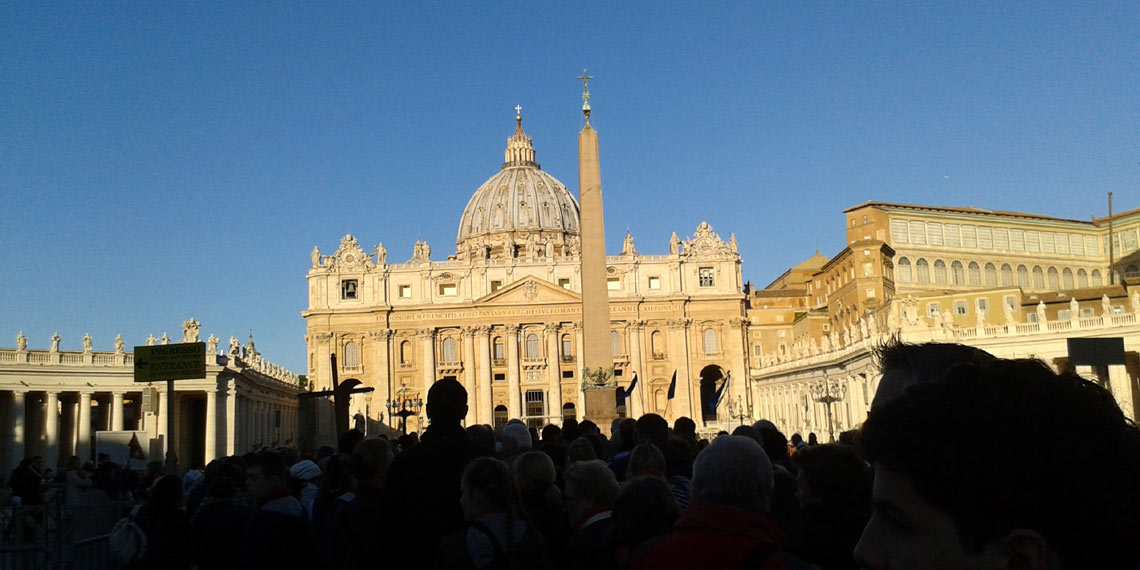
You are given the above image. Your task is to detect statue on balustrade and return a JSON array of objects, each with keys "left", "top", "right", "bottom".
[
  {"left": 17, "top": 331, "right": 27, "bottom": 351},
  {"left": 83, "top": 333, "right": 93, "bottom": 352},
  {"left": 115, "top": 334, "right": 125, "bottom": 354},
  {"left": 50, "top": 332, "right": 61, "bottom": 352}
]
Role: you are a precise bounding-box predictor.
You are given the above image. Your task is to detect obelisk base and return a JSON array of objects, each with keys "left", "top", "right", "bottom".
[{"left": 584, "top": 388, "right": 618, "bottom": 434}]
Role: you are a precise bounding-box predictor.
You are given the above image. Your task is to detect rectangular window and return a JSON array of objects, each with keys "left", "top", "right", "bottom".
[
  {"left": 976, "top": 298, "right": 989, "bottom": 313},
  {"left": 614, "top": 368, "right": 623, "bottom": 377},
  {"left": 954, "top": 300, "right": 968, "bottom": 316},
  {"left": 1010, "top": 229, "right": 1025, "bottom": 251},
  {"left": 1057, "top": 309, "right": 1072, "bottom": 320},
  {"left": 490, "top": 280, "right": 503, "bottom": 292},
  {"left": 890, "top": 219, "right": 909, "bottom": 243},
  {"left": 438, "top": 283, "right": 457, "bottom": 296},
  {"left": 398, "top": 285, "right": 411, "bottom": 298},
  {"left": 754, "top": 345, "right": 763, "bottom": 356},
  {"left": 648, "top": 276, "right": 661, "bottom": 290},
  {"left": 1069, "top": 234, "right": 1083, "bottom": 256},
  {"left": 1026, "top": 231, "right": 1041, "bottom": 252},
  {"left": 1055, "top": 233, "right": 1070, "bottom": 254},
  {"left": 558, "top": 278, "right": 571, "bottom": 289},
  {"left": 1123, "top": 230, "right": 1138, "bottom": 252},
  {"left": 908, "top": 221, "right": 926, "bottom": 245},
  {"left": 944, "top": 224, "right": 961, "bottom": 247},
  {"left": 1085, "top": 234, "right": 1101, "bottom": 255},
  {"left": 977, "top": 227, "right": 993, "bottom": 249},
  {"left": 961, "top": 225, "right": 977, "bottom": 248},
  {"left": 493, "top": 373, "right": 506, "bottom": 382},
  {"left": 562, "top": 370, "right": 574, "bottom": 379},
  {"left": 866, "top": 288, "right": 876, "bottom": 298},
  {"left": 607, "top": 277, "right": 621, "bottom": 291},
  {"left": 341, "top": 279, "right": 358, "bottom": 300},
  {"left": 525, "top": 390, "right": 545, "bottom": 420},
  {"left": 1041, "top": 232, "right": 1055, "bottom": 253},
  {"left": 993, "top": 228, "right": 1009, "bottom": 250},
  {"left": 926, "top": 223, "right": 943, "bottom": 246},
  {"left": 1003, "top": 296, "right": 1017, "bottom": 312},
  {"left": 1026, "top": 313, "right": 1039, "bottom": 323},
  {"left": 927, "top": 303, "right": 940, "bottom": 318},
  {"left": 1079, "top": 308, "right": 1095, "bottom": 318},
  {"left": 699, "top": 267, "right": 715, "bottom": 287}
]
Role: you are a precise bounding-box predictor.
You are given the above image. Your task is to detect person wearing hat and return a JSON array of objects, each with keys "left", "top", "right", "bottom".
[{"left": 288, "top": 459, "right": 321, "bottom": 522}]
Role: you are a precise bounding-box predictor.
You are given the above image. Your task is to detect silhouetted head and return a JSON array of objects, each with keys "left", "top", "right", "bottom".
[
  {"left": 692, "top": 435, "right": 773, "bottom": 515},
  {"left": 673, "top": 417, "right": 697, "bottom": 439},
  {"left": 627, "top": 442, "right": 666, "bottom": 479},
  {"left": 635, "top": 413, "right": 669, "bottom": 445},
  {"left": 564, "top": 459, "right": 618, "bottom": 528},
  {"left": 426, "top": 378, "right": 468, "bottom": 423},
  {"left": 460, "top": 457, "right": 518, "bottom": 522},
  {"left": 513, "top": 451, "right": 556, "bottom": 493},
  {"left": 871, "top": 337, "right": 996, "bottom": 410}
]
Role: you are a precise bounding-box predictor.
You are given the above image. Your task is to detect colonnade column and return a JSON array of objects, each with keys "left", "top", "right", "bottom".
[
  {"left": 44, "top": 391, "right": 59, "bottom": 468},
  {"left": 1108, "top": 364, "right": 1135, "bottom": 421},
  {"left": 628, "top": 322, "right": 644, "bottom": 418},
  {"left": 371, "top": 331, "right": 391, "bottom": 423},
  {"left": 506, "top": 325, "right": 521, "bottom": 420},
  {"left": 77, "top": 392, "right": 92, "bottom": 461},
  {"left": 462, "top": 328, "right": 477, "bottom": 426},
  {"left": 544, "top": 324, "right": 561, "bottom": 423},
  {"left": 666, "top": 320, "right": 693, "bottom": 421},
  {"left": 204, "top": 387, "right": 218, "bottom": 463},
  {"left": 8, "top": 391, "right": 26, "bottom": 474},
  {"left": 476, "top": 326, "right": 492, "bottom": 425},
  {"left": 111, "top": 392, "right": 124, "bottom": 431},
  {"left": 574, "top": 323, "right": 585, "bottom": 416},
  {"left": 421, "top": 328, "right": 436, "bottom": 391},
  {"left": 225, "top": 384, "right": 236, "bottom": 456}
]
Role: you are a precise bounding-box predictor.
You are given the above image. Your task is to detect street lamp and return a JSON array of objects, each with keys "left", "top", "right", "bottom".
[
  {"left": 810, "top": 372, "right": 848, "bottom": 443},
  {"left": 386, "top": 384, "right": 423, "bottom": 435},
  {"left": 727, "top": 395, "right": 752, "bottom": 426}
]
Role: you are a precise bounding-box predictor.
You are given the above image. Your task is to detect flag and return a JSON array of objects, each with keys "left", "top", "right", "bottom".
[
  {"left": 666, "top": 370, "right": 677, "bottom": 400},
  {"left": 708, "top": 372, "right": 732, "bottom": 413},
  {"left": 625, "top": 372, "right": 638, "bottom": 398}
]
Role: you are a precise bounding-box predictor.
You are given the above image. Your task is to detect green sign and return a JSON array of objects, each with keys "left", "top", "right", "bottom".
[{"left": 134, "top": 342, "right": 206, "bottom": 383}]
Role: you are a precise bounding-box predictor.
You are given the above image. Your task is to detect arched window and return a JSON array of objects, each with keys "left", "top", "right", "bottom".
[
  {"left": 968, "top": 262, "right": 981, "bottom": 285},
  {"left": 1000, "top": 264, "right": 1013, "bottom": 287},
  {"left": 493, "top": 405, "right": 509, "bottom": 428},
  {"left": 915, "top": 258, "right": 930, "bottom": 284},
  {"left": 1017, "top": 265, "right": 1029, "bottom": 289},
  {"left": 493, "top": 338, "right": 504, "bottom": 362},
  {"left": 984, "top": 263, "right": 998, "bottom": 287},
  {"left": 441, "top": 337, "right": 458, "bottom": 363},
  {"left": 933, "top": 260, "right": 947, "bottom": 284},
  {"left": 654, "top": 389, "right": 666, "bottom": 413},
  {"left": 400, "top": 340, "right": 412, "bottom": 364},
  {"left": 1047, "top": 267, "right": 1059, "bottom": 290},
  {"left": 1091, "top": 269, "right": 1103, "bottom": 286},
  {"left": 611, "top": 331, "right": 622, "bottom": 356},
  {"left": 525, "top": 333, "right": 541, "bottom": 359},
  {"left": 344, "top": 341, "right": 359, "bottom": 368},
  {"left": 562, "top": 403, "right": 576, "bottom": 423},
  {"left": 951, "top": 261, "right": 964, "bottom": 285},
  {"left": 1062, "top": 268, "right": 1074, "bottom": 290},
  {"left": 561, "top": 334, "right": 572, "bottom": 359},
  {"left": 1032, "top": 266, "right": 1045, "bottom": 289},
  {"left": 703, "top": 329, "right": 718, "bottom": 355},
  {"left": 651, "top": 331, "right": 664, "bottom": 358},
  {"left": 1077, "top": 269, "right": 1088, "bottom": 288},
  {"left": 897, "top": 257, "right": 912, "bottom": 283}
]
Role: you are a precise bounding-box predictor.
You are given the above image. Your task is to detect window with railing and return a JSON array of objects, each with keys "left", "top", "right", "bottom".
[{"left": 525, "top": 390, "right": 545, "bottom": 428}]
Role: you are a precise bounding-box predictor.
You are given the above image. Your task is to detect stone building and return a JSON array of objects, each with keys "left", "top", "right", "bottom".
[
  {"left": 304, "top": 112, "right": 749, "bottom": 432},
  {"left": 0, "top": 321, "right": 304, "bottom": 474},
  {"left": 748, "top": 203, "right": 1140, "bottom": 440}
]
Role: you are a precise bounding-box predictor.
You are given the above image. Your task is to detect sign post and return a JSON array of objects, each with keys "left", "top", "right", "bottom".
[{"left": 134, "top": 342, "right": 206, "bottom": 466}]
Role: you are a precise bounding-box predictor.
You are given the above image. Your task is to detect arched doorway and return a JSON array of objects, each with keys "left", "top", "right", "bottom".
[{"left": 699, "top": 365, "right": 727, "bottom": 423}]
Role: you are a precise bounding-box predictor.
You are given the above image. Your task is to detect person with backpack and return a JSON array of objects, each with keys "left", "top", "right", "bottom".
[{"left": 121, "top": 474, "right": 191, "bottom": 570}]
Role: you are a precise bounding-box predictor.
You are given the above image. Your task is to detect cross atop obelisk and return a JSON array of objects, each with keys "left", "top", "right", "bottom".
[{"left": 577, "top": 69, "right": 594, "bottom": 119}]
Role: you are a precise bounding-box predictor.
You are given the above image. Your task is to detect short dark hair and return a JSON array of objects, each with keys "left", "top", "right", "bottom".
[
  {"left": 247, "top": 450, "right": 287, "bottom": 481},
  {"left": 673, "top": 416, "right": 696, "bottom": 437},
  {"left": 859, "top": 358, "right": 1140, "bottom": 569},
  {"left": 871, "top": 337, "right": 996, "bottom": 409},
  {"left": 426, "top": 378, "right": 467, "bottom": 422},
  {"left": 635, "top": 413, "right": 669, "bottom": 445}
]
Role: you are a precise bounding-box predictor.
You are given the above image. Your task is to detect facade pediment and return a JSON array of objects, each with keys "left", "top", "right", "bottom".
[{"left": 475, "top": 276, "right": 581, "bottom": 305}]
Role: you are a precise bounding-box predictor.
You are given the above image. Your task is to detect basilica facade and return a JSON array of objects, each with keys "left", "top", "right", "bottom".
[{"left": 303, "top": 115, "right": 749, "bottom": 432}]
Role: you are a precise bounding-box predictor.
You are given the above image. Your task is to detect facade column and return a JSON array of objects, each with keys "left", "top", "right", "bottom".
[
  {"left": 371, "top": 331, "right": 391, "bottom": 424},
  {"left": 667, "top": 320, "right": 693, "bottom": 422},
  {"left": 421, "top": 328, "right": 436, "bottom": 391},
  {"left": 111, "top": 392, "right": 124, "bottom": 431},
  {"left": 224, "top": 383, "right": 236, "bottom": 456},
  {"left": 544, "top": 324, "right": 561, "bottom": 423},
  {"left": 44, "top": 391, "right": 59, "bottom": 468},
  {"left": 476, "top": 326, "right": 492, "bottom": 425},
  {"left": 77, "top": 392, "right": 92, "bottom": 461},
  {"left": 574, "top": 323, "right": 586, "bottom": 416},
  {"left": 462, "top": 328, "right": 477, "bottom": 426},
  {"left": 628, "top": 322, "right": 644, "bottom": 418},
  {"left": 8, "top": 391, "right": 26, "bottom": 475},
  {"left": 205, "top": 387, "right": 218, "bottom": 463},
  {"left": 506, "top": 325, "right": 521, "bottom": 419},
  {"left": 1108, "top": 364, "right": 1135, "bottom": 422}
]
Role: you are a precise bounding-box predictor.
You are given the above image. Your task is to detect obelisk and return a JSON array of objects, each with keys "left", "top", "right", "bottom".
[{"left": 577, "top": 70, "right": 617, "bottom": 426}]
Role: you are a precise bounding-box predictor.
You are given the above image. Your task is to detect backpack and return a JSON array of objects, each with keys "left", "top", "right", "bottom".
[{"left": 109, "top": 505, "right": 147, "bottom": 564}]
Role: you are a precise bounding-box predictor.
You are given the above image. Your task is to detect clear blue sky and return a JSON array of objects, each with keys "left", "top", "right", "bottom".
[{"left": 2, "top": 2, "right": 1137, "bottom": 373}]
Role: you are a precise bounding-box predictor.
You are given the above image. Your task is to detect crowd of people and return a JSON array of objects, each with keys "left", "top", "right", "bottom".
[{"left": 7, "top": 340, "right": 1140, "bottom": 570}]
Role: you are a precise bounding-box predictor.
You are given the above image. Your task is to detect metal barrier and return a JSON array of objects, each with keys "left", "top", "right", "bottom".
[
  {"left": 0, "top": 545, "right": 51, "bottom": 570},
  {"left": 69, "top": 534, "right": 115, "bottom": 570}
]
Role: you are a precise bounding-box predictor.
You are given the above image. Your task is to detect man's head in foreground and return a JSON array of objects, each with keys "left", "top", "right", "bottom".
[{"left": 856, "top": 357, "right": 1140, "bottom": 570}]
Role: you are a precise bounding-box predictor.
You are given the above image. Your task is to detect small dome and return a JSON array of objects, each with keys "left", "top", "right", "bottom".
[{"left": 456, "top": 111, "right": 580, "bottom": 258}]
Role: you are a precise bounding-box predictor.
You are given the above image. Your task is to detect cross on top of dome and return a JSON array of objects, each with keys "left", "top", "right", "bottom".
[{"left": 503, "top": 105, "right": 538, "bottom": 169}]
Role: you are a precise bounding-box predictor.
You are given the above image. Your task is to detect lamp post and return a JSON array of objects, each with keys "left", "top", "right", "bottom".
[
  {"left": 810, "top": 371, "right": 847, "bottom": 442},
  {"left": 385, "top": 384, "right": 423, "bottom": 435},
  {"left": 727, "top": 395, "right": 752, "bottom": 426}
]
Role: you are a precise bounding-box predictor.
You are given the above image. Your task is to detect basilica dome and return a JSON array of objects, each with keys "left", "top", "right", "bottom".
[{"left": 456, "top": 112, "right": 581, "bottom": 260}]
